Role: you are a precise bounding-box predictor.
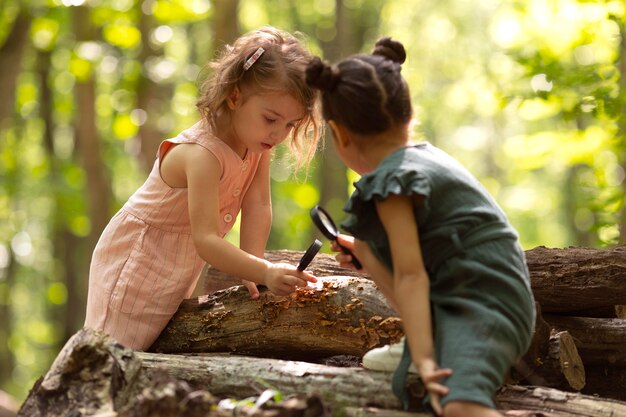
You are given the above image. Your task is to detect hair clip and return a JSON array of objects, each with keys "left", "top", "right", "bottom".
[{"left": 243, "top": 47, "right": 265, "bottom": 71}]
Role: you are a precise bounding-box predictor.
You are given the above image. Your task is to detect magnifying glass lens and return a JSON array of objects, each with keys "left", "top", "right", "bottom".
[{"left": 318, "top": 213, "right": 337, "bottom": 236}]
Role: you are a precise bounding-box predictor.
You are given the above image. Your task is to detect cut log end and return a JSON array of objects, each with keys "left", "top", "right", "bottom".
[{"left": 551, "top": 331, "right": 585, "bottom": 391}]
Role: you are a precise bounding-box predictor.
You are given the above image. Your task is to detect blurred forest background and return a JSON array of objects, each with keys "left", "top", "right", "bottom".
[{"left": 1, "top": 0, "right": 626, "bottom": 404}]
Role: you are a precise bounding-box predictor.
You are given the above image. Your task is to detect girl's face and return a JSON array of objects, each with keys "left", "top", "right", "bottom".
[
  {"left": 228, "top": 87, "right": 305, "bottom": 155},
  {"left": 329, "top": 122, "right": 371, "bottom": 175}
]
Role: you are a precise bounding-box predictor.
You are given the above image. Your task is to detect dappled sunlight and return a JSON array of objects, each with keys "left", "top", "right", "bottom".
[
  {"left": 517, "top": 97, "right": 560, "bottom": 120},
  {"left": 492, "top": 0, "right": 621, "bottom": 62},
  {"left": 530, "top": 74, "right": 553, "bottom": 93},
  {"left": 503, "top": 133, "right": 556, "bottom": 170},
  {"left": 2, "top": 0, "right": 626, "bottom": 405},
  {"left": 450, "top": 125, "right": 488, "bottom": 151}
]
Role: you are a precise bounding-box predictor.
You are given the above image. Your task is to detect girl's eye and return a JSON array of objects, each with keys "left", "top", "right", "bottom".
[{"left": 264, "top": 117, "right": 276, "bottom": 123}]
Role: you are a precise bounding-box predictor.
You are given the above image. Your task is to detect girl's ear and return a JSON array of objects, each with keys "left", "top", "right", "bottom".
[
  {"left": 328, "top": 120, "right": 350, "bottom": 148},
  {"left": 226, "top": 86, "right": 241, "bottom": 110}
]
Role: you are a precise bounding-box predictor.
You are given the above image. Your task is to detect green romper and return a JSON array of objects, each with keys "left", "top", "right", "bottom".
[{"left": 341, "top": 143, "right": 535, "bottom": 409}]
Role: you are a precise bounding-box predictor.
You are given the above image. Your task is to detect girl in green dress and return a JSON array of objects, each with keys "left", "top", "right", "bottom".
[{"left": 305, "top": 38, "right": 535, "bottom": 417}]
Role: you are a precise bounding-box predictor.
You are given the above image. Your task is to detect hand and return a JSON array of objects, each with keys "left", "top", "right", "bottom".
[
  {"left": 330, "top": 235, "right": 361, "bottom": 272},
  {"left": 417, "top": 358, "right": 452, "bottom": 416},
  {"left": 263, "top": 262, "right": 317, "bottom": 296},
  {"left": 242, "top": 279, "right": 260, "bottom": 299},
  {"left": 331, "top": 235, "right": 368, "bottom": 273}
]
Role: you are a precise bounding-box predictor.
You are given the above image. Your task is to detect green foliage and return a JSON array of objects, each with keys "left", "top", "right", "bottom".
[{"left": 1, "top": 0, "right": 626, "bottom": 405}]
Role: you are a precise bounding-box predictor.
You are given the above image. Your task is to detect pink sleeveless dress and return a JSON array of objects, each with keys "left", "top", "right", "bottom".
[{"left": 85, "top": 121, "right": 261, "bottom": 350}]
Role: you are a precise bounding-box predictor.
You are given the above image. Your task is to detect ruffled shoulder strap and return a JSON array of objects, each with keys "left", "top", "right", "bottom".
[
  {"left": 353, "top": 166, "right": 431, "bottom": 203},
  {"left": 342, "top": 147, "right": 431, "bottom": 238}
]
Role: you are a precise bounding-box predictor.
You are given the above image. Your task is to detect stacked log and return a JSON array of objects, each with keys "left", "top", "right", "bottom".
[
  {"left": 18, "top": 328, "right": 626, "bottom": 417},
  {"left": 152, "top": 246, "right": 626, "bottom": 402},
  {"left": 17, "top": 245, "right": 626, "bottom": 416},
  {"left": 524, "top": 245, "right": 626, "bottom": 400}
]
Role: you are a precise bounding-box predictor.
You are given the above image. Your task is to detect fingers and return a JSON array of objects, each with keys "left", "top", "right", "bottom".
[
  {"left": 430, "top": 393, "right": 443, "bottom": 416},
  {"left": 267, "top": 264, "right": 318, "bottom": 296},
  {"left": 331, "top": 234, "right": 354, "bottom": 252},
  {"left": 337, "top": 234, "right": 355, "bottom": 245},
  {"left": 300, "top": 270, "right": 317, "bottom": 283},
  {"left": 420, "top": 366, "right": 452, "bottom": 416},
  {"left": 243, "top": 280, "right": 259, "bottom": 299}
]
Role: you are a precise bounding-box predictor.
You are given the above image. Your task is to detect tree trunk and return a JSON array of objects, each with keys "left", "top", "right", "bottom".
[
  {"left": 616, "top": 19, "right": 626, "bottom": 245},
  {"left": 18, "top": 328, "right": 626, "bottom": 417},
  {"left": 205, "top": 246, "right": 626, "bottom": 315},
  {"left": 211, "top": 0, "right": 240, "bottom": 55},
  {"left": 525, "top": 245, "right": 626, "bottom": 313},
  {"left": 0, "top": 7, "right": 30, "bottom": 128},
  {"left": 512, "top": 304, "right": 586, "bottom": 392},
  {"left": 135, "top": 9, "right": 167, "bottom": 174},
  {"left": 165, "top": 254, "right": 591, "bottom": 394},
  {"left": 151, "top": 276, "right": 403, "bottom": 359},
  {"left": 202, "top": 249, "right": 364, "bottom": 293},
  {"left": 545, "top": 315, "right": 626, "bottom": 366},
  {"left": 72, "top": 5, "right": 112, "bottom": 333},
  {"left": 495, "top": 385, "right": 626, "bottom": 417}
]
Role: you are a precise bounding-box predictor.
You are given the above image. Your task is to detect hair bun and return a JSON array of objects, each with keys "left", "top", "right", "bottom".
[
  {"left": 372, "top": 37, "right": 406, "bottom": 64},
  {"left": 306, "top": 57, "right": 339, "bottom": 91}
]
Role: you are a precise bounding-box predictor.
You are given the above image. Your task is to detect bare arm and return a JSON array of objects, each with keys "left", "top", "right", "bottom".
[
  {"left": 239, "top": 152, "right": 273, "bottom": 298},
  {"left": 164, "top": 144, "right": 315, "bottom": 295},
  {"left": 333, "top": 234, "right": 398, "bottom": 311},
  {"left": 375, "top": 194, "right": 451, "bottom": 415}
]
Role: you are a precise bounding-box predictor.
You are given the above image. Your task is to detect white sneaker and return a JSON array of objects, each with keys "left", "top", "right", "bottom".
[{"left": 362, "top": 337, "right": 418, "bottom": 373}]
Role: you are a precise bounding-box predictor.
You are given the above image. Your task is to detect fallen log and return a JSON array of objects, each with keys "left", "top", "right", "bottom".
[
  {"left": 204, "top": 247, "right": 626, "bottom": 315},
  {"left": 545, "top": 315, "right": 626, "bottom": 366},
  {"left": 525, "top": 245, "right": 626, "bottom": 314},
  {"left": 201, "top": 249, "right": 365, "bottom": 293},
  {"left": 150, "top": 276, "right": 403, "bottom": 359},
  {"left": 19, "top": 328, "right": 626, "bottom": 417},
  {"left": 17, "top": 328, "right": 330, "bottom": 417},
  {"left": 513, "top": 304, "right": 586, "bottom": 392},
  {"left": 494, "top": 385, "right": 626, "bottom": 417},
  {"left": 160, "top": 256, "right": 593, "bottom": 394}
]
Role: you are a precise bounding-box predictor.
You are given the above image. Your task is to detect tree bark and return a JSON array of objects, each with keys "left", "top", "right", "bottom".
[
  {"left": 72, "top": 5, "right": 112, "bottom": 331},
  {"left": 202, "top": 250, "right": 364, "bottom": 293},
  {"left": 524, "top": 245, "right": 626, "bottom": 314},
  {"left": 19, "top": 328, "right": 626, "bottom": 417},
  {"left": 509, "top": 305, "right": 586, "bottom": 392},
  {"left": 151, "top": 276, "right": 403, "bottom": 359},
  {"left": 545, "top": 315, "right": 626, "bottom": 366},
  {"left": 616, "top": 19, "right": 626, "bottom": 245},
  {"left": 135, "top": 9, "right": 168, "bottom": 174},
  {"left": 0, "top": 7, "right": 30, "bottom": 128},
  {"left": 164, "top": 254, "right": 595, "bottom": 395},
  {"left": 538, "top": 331, "right": 586, "bottom": 391},
  {"left": 494, "top": 385, "right": 626, "bottom": 417},
  {"left": 211, "top": 0, "right": 240, "bottom": 55},
  {"left": 204, "top": 246, "right": 626, "bottom": 315}
]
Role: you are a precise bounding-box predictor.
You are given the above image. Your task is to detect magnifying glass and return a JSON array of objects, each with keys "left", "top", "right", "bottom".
[
  {"left": 310, "top": 205, "right": 362, "bottom": 270},
  {"left": 297, "top": 239, "right": 323, "bottom": 271}
]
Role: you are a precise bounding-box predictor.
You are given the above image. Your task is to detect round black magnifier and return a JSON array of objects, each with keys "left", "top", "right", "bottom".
[
  {"left": 297, "top": 239, "right": 323, "bottom": 271},
  {"left": 310, "top": 205, "right": 362, "bottom": 270}
]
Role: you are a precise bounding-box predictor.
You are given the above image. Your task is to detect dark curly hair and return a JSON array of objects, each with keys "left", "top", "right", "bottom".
[{"left": 305, "top": 37, "right": 412, "bottom": 135}]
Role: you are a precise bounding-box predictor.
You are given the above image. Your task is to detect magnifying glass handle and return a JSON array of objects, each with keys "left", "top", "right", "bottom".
[{"left": 337, "top": 241, "right": 362, "bottom": 270}]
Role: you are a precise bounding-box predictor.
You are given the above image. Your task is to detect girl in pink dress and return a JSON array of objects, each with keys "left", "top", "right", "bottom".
[{"left": 85, "top": 26, "right": 322, "bottom": 350}]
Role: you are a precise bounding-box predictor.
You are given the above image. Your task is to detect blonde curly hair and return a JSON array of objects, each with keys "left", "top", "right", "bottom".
[{"left": 197, "top": 26, "right": 322, "bottom": 168}]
